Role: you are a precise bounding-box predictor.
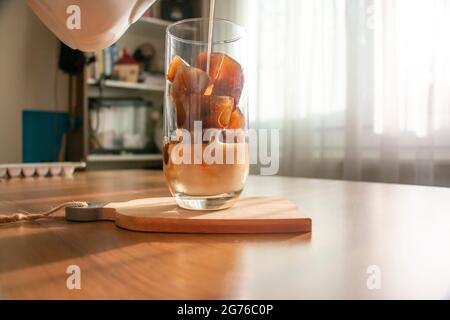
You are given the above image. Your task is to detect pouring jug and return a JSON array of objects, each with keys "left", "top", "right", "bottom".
[{"left": 27, "top": 0, "right": 157, "bottom": 52}]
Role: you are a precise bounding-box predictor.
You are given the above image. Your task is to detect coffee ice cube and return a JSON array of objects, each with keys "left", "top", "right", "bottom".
[
  {"left": 195, "top": 52, "right": 244, "bottom": 108},
  {"left": 228, "top": 107, "right": 246, "bottom": 129},
  {"left": 206, "top": 96, "right": 234, "bottom": 129},
  {"left": 176, "top": 94, "right": 234, "bottom": 130},
  {"left": 167, "top": 55, "right": 188, "bottom": 82},
  {"left": 170, "top": 65, "right": 211, "bottom": 128},
  {"left": 183, "top": 67, "right": 210, "bottom": 94},
  {"left": 173, "top": 96, "right": 186, "bottom": 128},
  {"left": 170, "top": 68, "right": 187, "bottom": 128},
  {"left": 171, "top": 65, "right": 210, "bottom": 95}
]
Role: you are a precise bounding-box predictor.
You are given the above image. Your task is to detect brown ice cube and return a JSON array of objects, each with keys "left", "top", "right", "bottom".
[
  {"left": 195, "top": 52, "right": 244, "bottom": 108},
  {"left": 184, "top": 93, "right": 205, "bottom": 128},
  {"left": 171, "top": 66, "right": 211, "bottom": 128},
  {"left": 167, "top": 55, "right": 188, "bottom": 82},
  {"left": 170, "top": 93, "right": 204, "bottom": 131},
  {"left": 183, "top": 67, "right": 210, "bottom": 94},
  {"left": 207, "top": 96, "right": 234, "bottom": 129},
  {"left": 173, "top": 96, "right": 186, "bottom": 128},
  {"left": 228, "top": 107, "right": 246, "bottom": 129},
  {"left": 176, "top": 94, "right": 234, "bottom": 131},
  {"left": 170, "top": 69, "right": 186, "bottom": 98},
  {"left": 170, "top": 68, "right": 187, "bottom": 128},
  {"left": 171, "top": 65, "right": 210, "bottom": 98},
  {"left": 195, "top": 52, "right": 224, "bottom": 82}
]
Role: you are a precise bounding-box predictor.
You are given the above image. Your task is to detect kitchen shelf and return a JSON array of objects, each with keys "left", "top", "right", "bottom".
[
  {"left": 87, "top": 78, "right": 165, "bottom": 92},
  {"left": 67, "top": 1, "right": 205, "bottom": 169},
  {"left": 139, "top": 17, "right": 172, "bottom": 27},
  {"left": 130, "top": 17, "right": 172, "bottom": 37},
  {"left": 87, "top": 154, "right": 163, "bottom": 162},
  {"left": 131, "top": 17, "right": 196, "bottom": 37}
]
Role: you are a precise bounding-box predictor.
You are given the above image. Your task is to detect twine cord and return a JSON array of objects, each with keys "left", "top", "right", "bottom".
[{"left": 0, "top": 202, "right": 88, "bottom": 224}]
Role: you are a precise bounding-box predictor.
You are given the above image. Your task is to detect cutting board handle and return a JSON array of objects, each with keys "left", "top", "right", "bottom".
[{"left": 65, "top": 202, "right": 116, "bottom": 222}]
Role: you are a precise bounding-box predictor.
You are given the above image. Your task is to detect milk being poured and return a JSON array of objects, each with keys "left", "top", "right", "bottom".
[
  {"left": 27, "top": 0, "right": 158, "bottom": 52},
  {"left": 28, "top": 0, "right": 217, "bottom": 54},
  {"left": 206, "top": 0, "right": 216, "bottom": 75}
]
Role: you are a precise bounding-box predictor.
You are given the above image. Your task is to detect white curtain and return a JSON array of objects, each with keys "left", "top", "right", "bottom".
[{"left": 216, "top": 0, "right": 450, "bottom": 186}]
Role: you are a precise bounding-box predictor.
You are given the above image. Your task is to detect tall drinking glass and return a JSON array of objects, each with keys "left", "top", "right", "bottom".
[{"left": 164, "top": 18, "right": 249, "bottom": 210}]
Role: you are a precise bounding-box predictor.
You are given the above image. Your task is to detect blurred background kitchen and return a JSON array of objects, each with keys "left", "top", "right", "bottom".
[
  {"left": 0, "top": 0, "right": 449, "bottom": 187},
  {"left": 0, "top": 0, "right": 205, "bottom": 172}
]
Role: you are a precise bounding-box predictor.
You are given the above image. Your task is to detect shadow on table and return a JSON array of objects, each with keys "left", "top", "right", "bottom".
[{"left": 0, "top": 217, "right": 311, "bottom": 274}]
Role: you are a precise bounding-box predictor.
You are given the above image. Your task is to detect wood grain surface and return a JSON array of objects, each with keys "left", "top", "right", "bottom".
[{"left": 1, "top": 170, "right": 450, "bottom": 299}]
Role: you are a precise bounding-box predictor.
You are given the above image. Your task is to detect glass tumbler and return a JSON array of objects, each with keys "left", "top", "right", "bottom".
[{"left": 164, "top": 18, "right": 249, "bottom": 211}]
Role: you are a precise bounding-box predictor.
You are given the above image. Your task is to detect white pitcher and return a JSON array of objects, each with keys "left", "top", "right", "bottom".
[{"left": 27, "top": 0, "right": 157, "bottom": 52}]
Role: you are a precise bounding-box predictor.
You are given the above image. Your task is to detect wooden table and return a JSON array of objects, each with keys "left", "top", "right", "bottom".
[{"left": 1, "top": 170, "right": 449, "bottom": 299}]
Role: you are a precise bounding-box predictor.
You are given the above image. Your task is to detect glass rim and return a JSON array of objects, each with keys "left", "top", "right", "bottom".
[{"left": 166, "top": 18, "right": 246, "bottom": 46}]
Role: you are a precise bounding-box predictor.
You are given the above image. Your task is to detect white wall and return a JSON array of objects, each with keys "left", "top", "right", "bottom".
[{"left": 0, "top": 0, "right": 69, "bottom": 163}]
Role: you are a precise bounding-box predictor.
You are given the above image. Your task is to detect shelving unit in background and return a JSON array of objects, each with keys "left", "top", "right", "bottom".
[
  {"left": 130, "top": 17, "right": 172, "bottom": 37},
  {"left": 87, "top": 78, "right": 165, "bottom": 92},
  {"left": 86, "top": 15, "right": 168, "bottom": 168},
  {"left": 67, "top": 1, "right": 207, "bottom": 169},
  {"left": 67, "top": 16, "right": 170, "bottom": 169}
]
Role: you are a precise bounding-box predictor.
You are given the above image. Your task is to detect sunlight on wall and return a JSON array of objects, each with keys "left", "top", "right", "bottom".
[{"left": 374, "top": 0, "right": 450, "bottom": 137}]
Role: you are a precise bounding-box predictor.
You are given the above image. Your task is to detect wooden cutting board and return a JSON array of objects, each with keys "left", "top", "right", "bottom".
[{"left": 65, "top": 197, "right": 312, "bottom": 234}]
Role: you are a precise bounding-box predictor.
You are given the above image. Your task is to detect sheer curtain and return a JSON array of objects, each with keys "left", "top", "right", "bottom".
[{"left": 215, "top": 0, "right": 450, "bottom": 186}]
